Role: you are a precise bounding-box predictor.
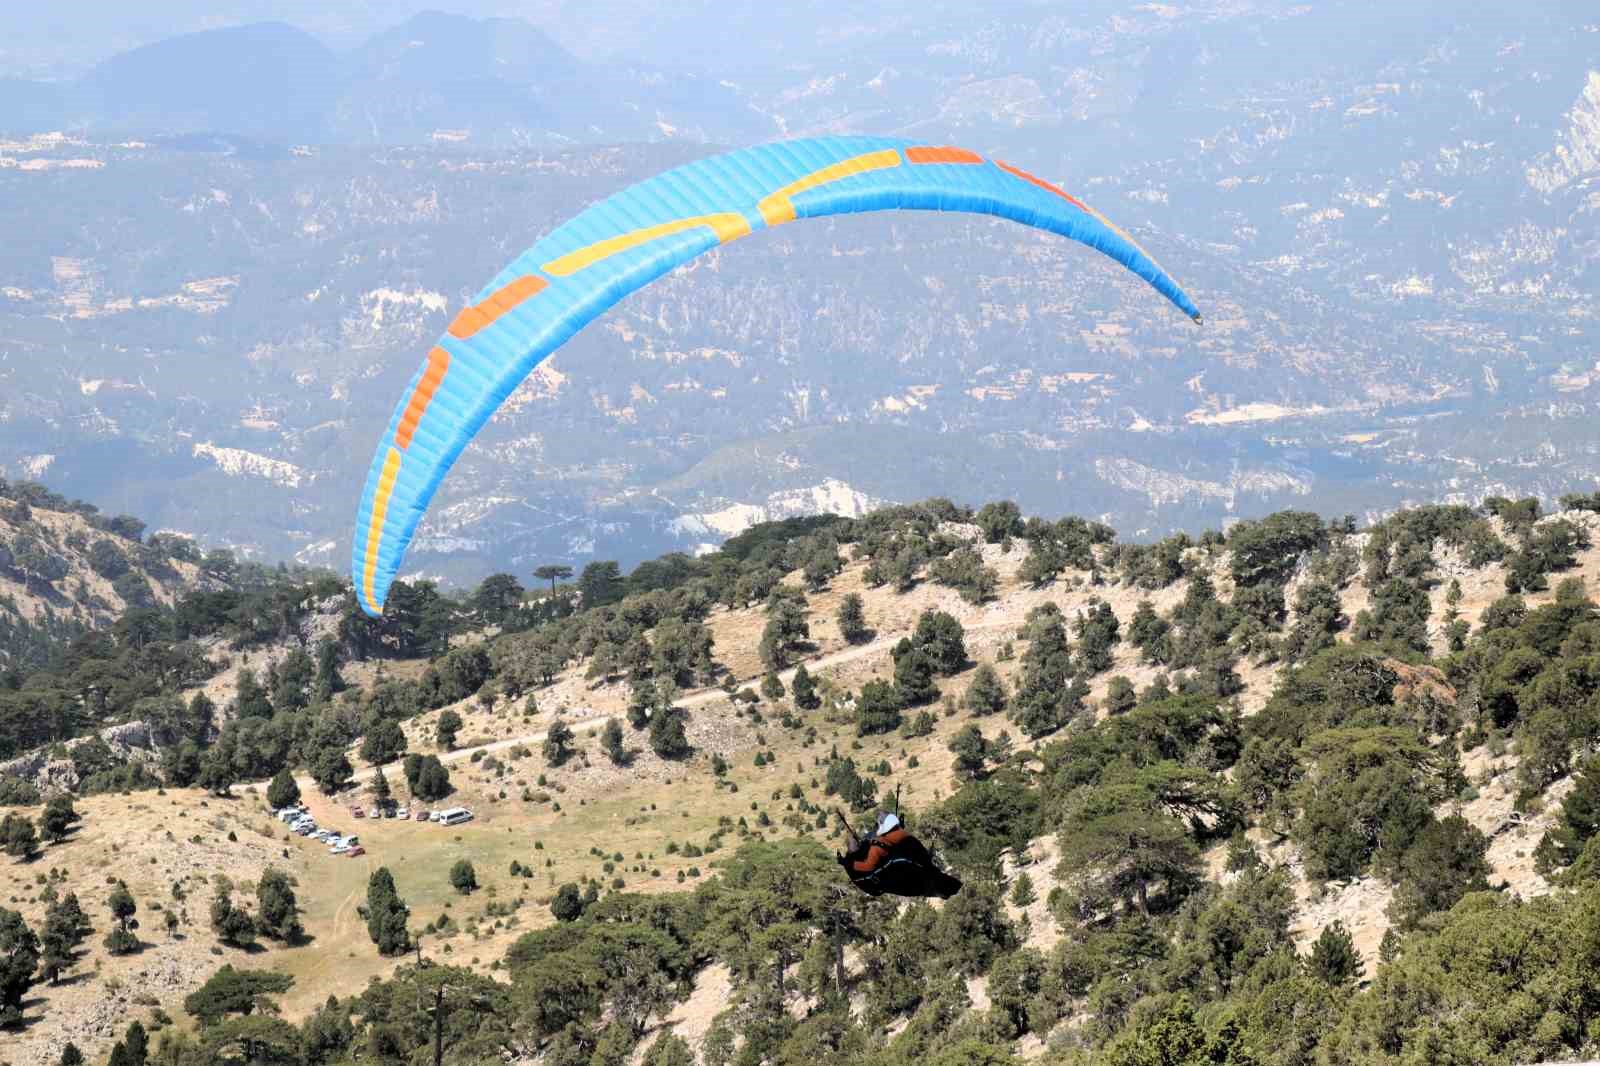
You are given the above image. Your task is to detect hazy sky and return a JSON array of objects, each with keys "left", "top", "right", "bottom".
[
  {"left": 0, "top": 0, "right": 974, "bottom": 79},
  {"left": 0, "top": 2, "right": 561, "bottom": 76}
]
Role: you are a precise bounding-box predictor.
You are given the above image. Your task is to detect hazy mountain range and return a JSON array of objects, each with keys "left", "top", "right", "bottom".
[{"left": 0, "top": 2, "right": 1597, "bottom": 588}]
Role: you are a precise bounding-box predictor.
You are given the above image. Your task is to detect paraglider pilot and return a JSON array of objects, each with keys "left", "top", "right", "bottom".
[{"left": 836, "top": 806, "right": 962, "bottom": 899}]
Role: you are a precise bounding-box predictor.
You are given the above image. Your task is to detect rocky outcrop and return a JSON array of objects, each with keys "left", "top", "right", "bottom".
[
  {"left": 1527, "top": 71, "right": 1600, "bottom": 194},
  {"left": 0, "top": 719, "right": 160, "bottom": 792}
]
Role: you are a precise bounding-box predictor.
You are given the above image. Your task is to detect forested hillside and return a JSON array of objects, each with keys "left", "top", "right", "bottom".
[
  {"left": 0, "top": 478, "right": 233, "bottom": 673},
  {"left": 8, "top": 486, "right": 1600, "bottom": 1065}
]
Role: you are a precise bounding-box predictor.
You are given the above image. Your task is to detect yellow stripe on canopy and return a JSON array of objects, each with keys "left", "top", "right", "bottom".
[
  {"left": 542, "top": 213, "right": 752, "bottom": 277},
  {"left": 361, "top": 447, "right": 403, "bottom": 614},
  {"left": 757, "top": 148, "right": 903, "bottom": 226}
]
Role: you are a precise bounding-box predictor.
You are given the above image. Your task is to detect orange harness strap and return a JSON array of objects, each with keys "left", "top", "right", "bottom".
[{"left": 847, "top": 827, "right": 909, "bottom": 875}]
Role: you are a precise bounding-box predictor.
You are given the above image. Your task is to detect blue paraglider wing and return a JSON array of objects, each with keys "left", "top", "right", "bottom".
[{"left": 353, "top": 136, "right": 1202, "bottom": 615}]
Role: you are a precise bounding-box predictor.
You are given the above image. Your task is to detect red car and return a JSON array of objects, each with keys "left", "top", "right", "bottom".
[
  {"left": 415, "top": 810, "right": 430, "bottom": 821},
  {"left": 352, "top": 807, "right": 366, "bottom": 818},
  {"left": 346, "top": 846, "right": 366, "bottom": 857}
]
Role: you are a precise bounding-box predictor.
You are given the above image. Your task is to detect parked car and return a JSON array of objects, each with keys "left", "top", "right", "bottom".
[
  {"left": 368, "top": 807, "right": 383, "bottom": 818},
  {"left": 352, "top": 807, "right": 365, "bottom": 818},
  {"left": 295, "top": 824, "right": 317, "bottom": 836},
  {"left": 414, "top": 810, "right": 430, "bottom": 821},
  {"left": 346, "top": 846, "right": 365, "bottom": 857},
  {"left": 394, "top": 807, "right": 409, "bottom": 819},
  {"left": 330, "top": 844, "right": 351, "bottom": 855}
]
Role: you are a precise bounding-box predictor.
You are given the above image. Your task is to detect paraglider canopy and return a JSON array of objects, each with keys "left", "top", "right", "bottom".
[{"left": 352, "top": 135, "right": 1204, "bottom": 617}]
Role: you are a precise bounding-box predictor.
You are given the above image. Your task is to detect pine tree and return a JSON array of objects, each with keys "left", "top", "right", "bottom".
[
  {"left": 38, "top": 900, "right": 77, "bottom": 984},
  {"left": 892, "top": 639, "right": 939, "bottom": 706},
  {"left": 38, "top": 796, "right": 78, "bottom": 844},
  {"left": 1537, "top": 758, "right": 1600, "bottom": 873},
  {"left": 256, "top": 868, "right": 302, "bottom": 943},
  {"left": 1307, "top": 920, "right": 1360, "bottom": 987},
  {"left": 963, "top": 664, "right": 1007, "bottom": 716},
  {"left": 837, "top": 594, "right": 869, "bottom": 644},
  {"left": 0, "top": 813, "right": 38, "bottom": 859},
  {"left": 104, "top": 882, "right": 137, "bottom": 955},
  {"left": 413, "top": 756, "right": 452, "bottom": 802},
  {"left": 649, "top": 706, "right": 691, "bottom": 760},
  {"left": 210, "top": 888, "right": 257, "bottom": 947},
  {"left": 196, "top": 746, "right": 236, "bottom": 797},
  {"left": 365, "top": 868, "right": 410, "bottom": 956},
  {"left": 1103, "top": 676, "right": 1137, "bottom": 716},
  {"left": 551, "top": 883, "right": 584, "bottom": 922},
  {"left": 855, "top": 680, "right": 904, "bottom": 736},
  {"left": 312, "top": 748, "right": 354, "bottom": 795},
  {"left": 121, "top": 1021, "right": 148, "bottom": 1066},
  {"left": 601, "top": 718, "right": 629, "bottom": 766},
  {"left": 1010, "top": 615, "right": 1076, "bottom": 739},
  {"left": 791, "top": 662, "right": 820, "bottom": 710},
  {"left": 543, "top": 718, "right": 575, "bottom": 767},
  {"left": 359, "top": 719, "right": 406, "bottom": 766},
  {"left": 313, "top": 638, "right": 345, "bottom": 701},
  {"left": 371, "top": 764, "right": 392, "bottom": 806},
  {"left": 266, "top": 768, "right": 301, "bottom": 811},
  {"left": 436, "top": 709, "right": 463, "bottom": 751},
  {"left": 948, "top": 724, "right": 990, "bottom": 780},
  {"left": 0, "top": 907, "right": 40, "bottom": 1028}
]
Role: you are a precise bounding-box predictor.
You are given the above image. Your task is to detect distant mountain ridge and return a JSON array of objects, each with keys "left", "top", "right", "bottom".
[
  {"left": 0, "top": 11, "right": 771, "bottom": 146},
  {"left": 0, "top": 3, "right": 1598, "bottom": 590}
]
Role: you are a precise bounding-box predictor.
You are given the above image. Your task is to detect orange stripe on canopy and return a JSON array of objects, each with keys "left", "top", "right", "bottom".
[
  {"left": 447, "top": 275, "right": 548, "bottom": 339},
  {"left": 993, "top": 160, "right": 1090, "bottom": 213},
  {"left": 394, "top": 346, "right": 450, "bottom": 451},
  {"left": 906, "top": 146, "right": 983, "bottom": 165}
]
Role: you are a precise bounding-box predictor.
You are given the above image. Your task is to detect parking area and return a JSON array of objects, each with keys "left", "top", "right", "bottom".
[{"left": 271, "top": 802, "right": 474, "bottom": 860}]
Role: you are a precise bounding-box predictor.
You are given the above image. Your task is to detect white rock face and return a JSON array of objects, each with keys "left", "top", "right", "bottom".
[
  {"left": 192, "top": 442, "right": 307, "bottom": 488},
  {"left": 670, "top": 478, "right": 885, "bottom": 538},
  {"left": 1527, "top": 71, "right": 1600, "bottom": 194},
  {"left": 342, "top": 287, "right": 449, "bottom": 345},
  {"left": 363, "top": 287, "right": 448, "bottom": 327},
  {"left": 1094, "top": 457, "right": 1310, "bottom": 509},
  {"left": 1184, "top": 402, "right": 1334, "bottom": 426}
]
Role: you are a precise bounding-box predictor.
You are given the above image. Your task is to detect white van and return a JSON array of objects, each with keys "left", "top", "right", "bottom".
[{"left": 436, "top": 808, "right": 474, "bottom": 826}]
